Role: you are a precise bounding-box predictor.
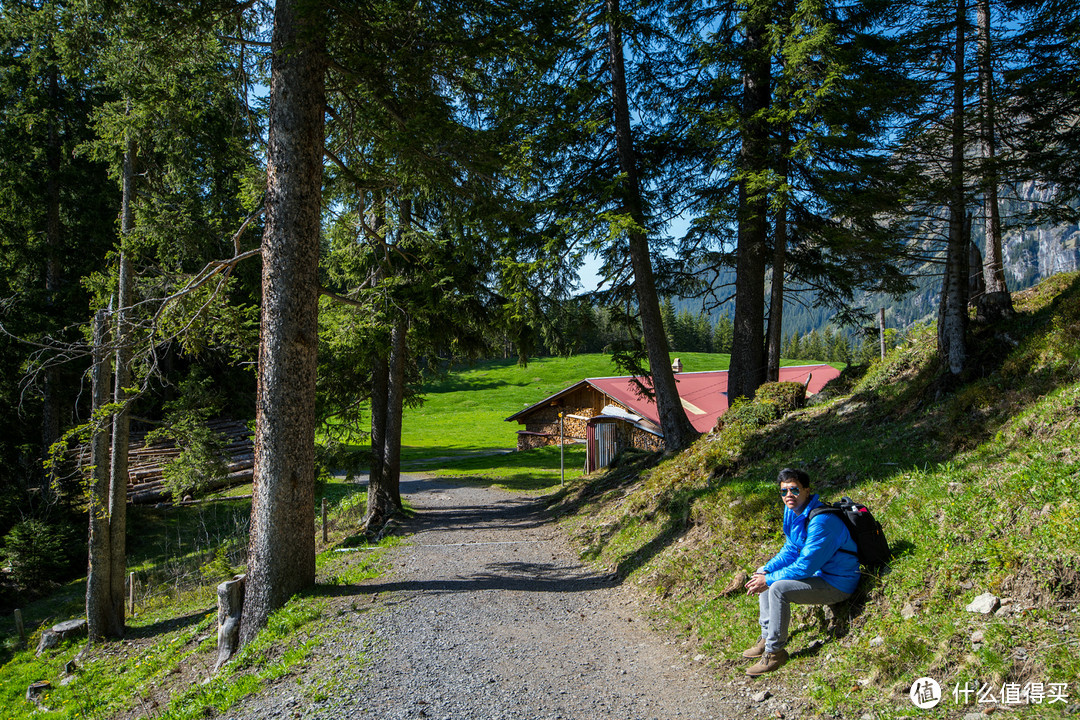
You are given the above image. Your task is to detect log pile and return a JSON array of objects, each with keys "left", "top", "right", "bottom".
[
  {"left": 125, "top": 419, "right": 254, "bottom": 504},
  {"left": 72, "top": 419, "right": 255, "bottom": 504}
]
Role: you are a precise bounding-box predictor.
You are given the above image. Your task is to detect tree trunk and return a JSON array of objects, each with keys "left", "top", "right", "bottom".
[
  {"left": 730, "top": 2, "right": 772, "bottom": 400},
  {"left": 106, "top": 138, "right": 138, "bottom": 637},
  {"left": 384, "top": 313, "right": 407, "bottom": 510},
  {"left": 240, "top": 0, "right": 325, "bottom": 646},
  {"left": 384, "top": 199, "right": 411, "bottom": 510},
  {"left": 366, "top": 346, "right": 391, "bottom": 528},
  {"left": 975, "top": 0, "right": 1013, "bottom": 322},
  {"left": 42, "top": 65, "right": 62, "bottom": 481},
  {"left": 939, "top": 0, "right": 969, "bottom": 376},
  {"left": 364, "top": 196, "right": 394, "bottom": 531},
  {"left": 765, "top": 131, "right": 790, "bottom": 382},
  {"left": 86, "top": 309, "right": 119, "bottom": 641},
  {"left": 368, "top": 345, "right": 388, "bottom": 503},
  {"left": 606, "top": 0, "right": 698, "bottom": 452},
  {"left": 765, "top": 210, "right": 786, "bottom": 383}
]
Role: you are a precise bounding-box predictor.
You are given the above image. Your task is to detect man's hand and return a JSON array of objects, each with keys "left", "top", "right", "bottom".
[{"left": 745, "top": 572, "right": 768, "bottom": 595}]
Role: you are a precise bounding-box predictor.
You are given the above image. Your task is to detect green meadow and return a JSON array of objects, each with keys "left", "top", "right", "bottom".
[{"left": 397, "top": 351, "right": 731, "bottom": 462}]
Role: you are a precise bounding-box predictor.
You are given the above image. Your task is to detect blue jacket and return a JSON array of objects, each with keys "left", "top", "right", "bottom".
[{"left": 762, "top": 494, "right": 861, "bottom": 595}]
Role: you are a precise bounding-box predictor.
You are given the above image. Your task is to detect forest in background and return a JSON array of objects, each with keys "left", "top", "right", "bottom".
[{"left": 2, "top": 0, "right": 1080, "bottom": 643}]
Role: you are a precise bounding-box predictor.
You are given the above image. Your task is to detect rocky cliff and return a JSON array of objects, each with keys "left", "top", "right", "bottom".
[{"left": 1001, "top": 182, "right": 1080, "bottom": 286}]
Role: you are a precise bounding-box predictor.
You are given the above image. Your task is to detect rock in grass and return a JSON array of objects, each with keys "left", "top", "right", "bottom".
[
  {"left": 965, "top": 593, "right": 1000, "bottom": 614},
  {"left": 752, "top": 690, "right": 772, "bottom": 702},
  {"left": 721, "top": 572, "right": 749, "bottom": 597}
]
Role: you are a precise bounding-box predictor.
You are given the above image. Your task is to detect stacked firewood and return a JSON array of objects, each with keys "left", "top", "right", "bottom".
[{"left": 123, "top": 419, "right": 254, "bottom": 504}]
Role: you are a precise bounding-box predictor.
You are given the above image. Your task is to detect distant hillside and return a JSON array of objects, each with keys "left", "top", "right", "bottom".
[
  {"left": 874, "top": 185, "right": 1080, "bottom": 333},
  {"left": 675, "top": 189, "right": 1080, "bottom": 338}
]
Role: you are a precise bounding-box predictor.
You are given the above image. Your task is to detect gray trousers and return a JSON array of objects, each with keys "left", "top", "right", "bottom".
[{"left": 758, "top": 577, "right": 852, "bottom": 652}]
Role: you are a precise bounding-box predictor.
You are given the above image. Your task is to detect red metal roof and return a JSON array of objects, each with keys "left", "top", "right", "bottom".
[{"left": 506, "top": 364, "right": 842, "bottom": 435}]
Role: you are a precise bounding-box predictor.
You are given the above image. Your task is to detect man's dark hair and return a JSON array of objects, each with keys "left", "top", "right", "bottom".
[{"left": 777, "top": 468, "right": 810, "bottom": 488}]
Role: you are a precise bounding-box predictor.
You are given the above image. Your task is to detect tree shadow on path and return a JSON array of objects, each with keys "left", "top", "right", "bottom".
[{"left": 319, "top": 479, "right": 619, "bottom": 601}]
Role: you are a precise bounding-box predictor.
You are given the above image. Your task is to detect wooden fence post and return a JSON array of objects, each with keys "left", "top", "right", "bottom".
[
  {"left": 128, "top": 572, "right": 135, "bottom": 615},
  {"left": 559, "top": 412, "right": 565, "bottom": 486},
  {"left": 14, "top": 609, "right": 26, "bottom": 649},
  {"left": 321, "top": 497, "right": 328, "bottom": 543}
]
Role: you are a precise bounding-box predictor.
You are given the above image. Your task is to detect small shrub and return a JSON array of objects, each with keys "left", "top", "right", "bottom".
[
  {"left": 200, "top": 545, "right": 236, "bottom": 581},
  {"left": 757, "top": 381, "right": 806, "bottom": 414},
  {"left": 724, "top": 397, "right": 780, "bottom": 428}
]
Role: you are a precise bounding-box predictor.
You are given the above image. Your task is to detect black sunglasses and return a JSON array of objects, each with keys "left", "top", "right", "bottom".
[{"left": 779, "top": 487, "right": 801, "bottom": 497}]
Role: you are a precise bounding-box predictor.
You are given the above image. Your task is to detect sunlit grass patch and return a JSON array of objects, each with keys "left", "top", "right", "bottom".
[{"left": 426, "top": 444, "right": 587, "bottom": 492}]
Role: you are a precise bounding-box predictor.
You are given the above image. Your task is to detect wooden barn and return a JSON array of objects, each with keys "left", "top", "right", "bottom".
[{"left": 505, "top": 364, "right": 841, "bottom": 472}]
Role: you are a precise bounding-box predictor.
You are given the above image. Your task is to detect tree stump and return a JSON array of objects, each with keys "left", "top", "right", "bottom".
[
  {"left": 214, "top": 574, "right": 246, "bottom": 672},
  {"left": 26, "top": 680, "right": 51, "bottom": 702},
  {"left": 36, "top": 619, "right": 87, "bottom": 655}
]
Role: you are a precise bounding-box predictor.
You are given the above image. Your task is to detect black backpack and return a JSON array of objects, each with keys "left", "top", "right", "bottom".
[{"left": 809, "top": 496, "right": 891, "bottom": 569}]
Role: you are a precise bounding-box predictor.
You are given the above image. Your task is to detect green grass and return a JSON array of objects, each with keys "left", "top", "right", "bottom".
[
  {"left": 400, "top": 352, "right": 730, "bottom": 461},
  {"left": 426, "top": 444, "right": 588, "bottom": 492},
  {"left": 0, "top": 477, "right": 386, "bottom": 720},
  {"left": 551, "top": 273, "right": 1080, "bottom": 719},
  {"left": 317, "top": 352, "right": 724, "bottom": 466}
]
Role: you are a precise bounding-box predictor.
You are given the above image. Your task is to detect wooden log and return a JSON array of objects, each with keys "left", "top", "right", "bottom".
[
  {"left": 129, "top": 488, "right": 169, "bottom": 504},
  {"left": 128, "top": 469, "right": 254, "bottom": 504}
]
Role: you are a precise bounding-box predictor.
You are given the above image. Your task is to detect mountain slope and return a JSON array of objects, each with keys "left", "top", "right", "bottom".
[{"left": 675, "top": 191, "right": 1080, "bottom": 339}]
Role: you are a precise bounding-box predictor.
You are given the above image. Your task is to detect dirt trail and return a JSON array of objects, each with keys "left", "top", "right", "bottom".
[{"left": 231, "top": 476, "right": 797, "bottom": 720}]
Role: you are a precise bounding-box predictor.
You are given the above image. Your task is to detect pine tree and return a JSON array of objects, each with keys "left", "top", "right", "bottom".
[
  {"left": 241, "top": 0, "right": 326, "bottom": 645},
  {"left": 713, "top": 313, "right": 735, "bottom": 354},
  {"left": 683, "top": 0, "right": 916, "bottom": 399},
  {"left": 1009, "top": 2, "right": 1080, "bottom": 217},
  {"left": 973, "top": 0, "right": 1013, "bottom": 321}
]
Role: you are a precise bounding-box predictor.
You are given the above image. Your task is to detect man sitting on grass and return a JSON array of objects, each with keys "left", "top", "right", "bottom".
[{"left": 742, "top": 468, "right": 860, "bottom": 676}]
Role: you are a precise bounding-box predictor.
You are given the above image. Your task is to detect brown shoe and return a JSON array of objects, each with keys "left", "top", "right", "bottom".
[
  {"left": 741, "top": 637, "right": 767, "bottom": 659},
  {"left": 745, "top": 649, "right": 788, "bottom": 676}
]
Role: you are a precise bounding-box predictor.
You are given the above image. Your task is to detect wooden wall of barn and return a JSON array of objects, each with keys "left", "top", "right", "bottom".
[{"left": 512, "top": 384, "right": 661, "bottom": 453}]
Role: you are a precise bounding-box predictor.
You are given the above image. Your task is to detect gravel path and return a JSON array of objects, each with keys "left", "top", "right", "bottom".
[{"left": 231, "top": 476, "right": 796, "bottom": 720}]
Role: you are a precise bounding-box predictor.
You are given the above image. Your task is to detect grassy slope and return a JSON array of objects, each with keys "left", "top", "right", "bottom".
[{"left": 551, "top": 272, "right": 1080, "bottom": 718}]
